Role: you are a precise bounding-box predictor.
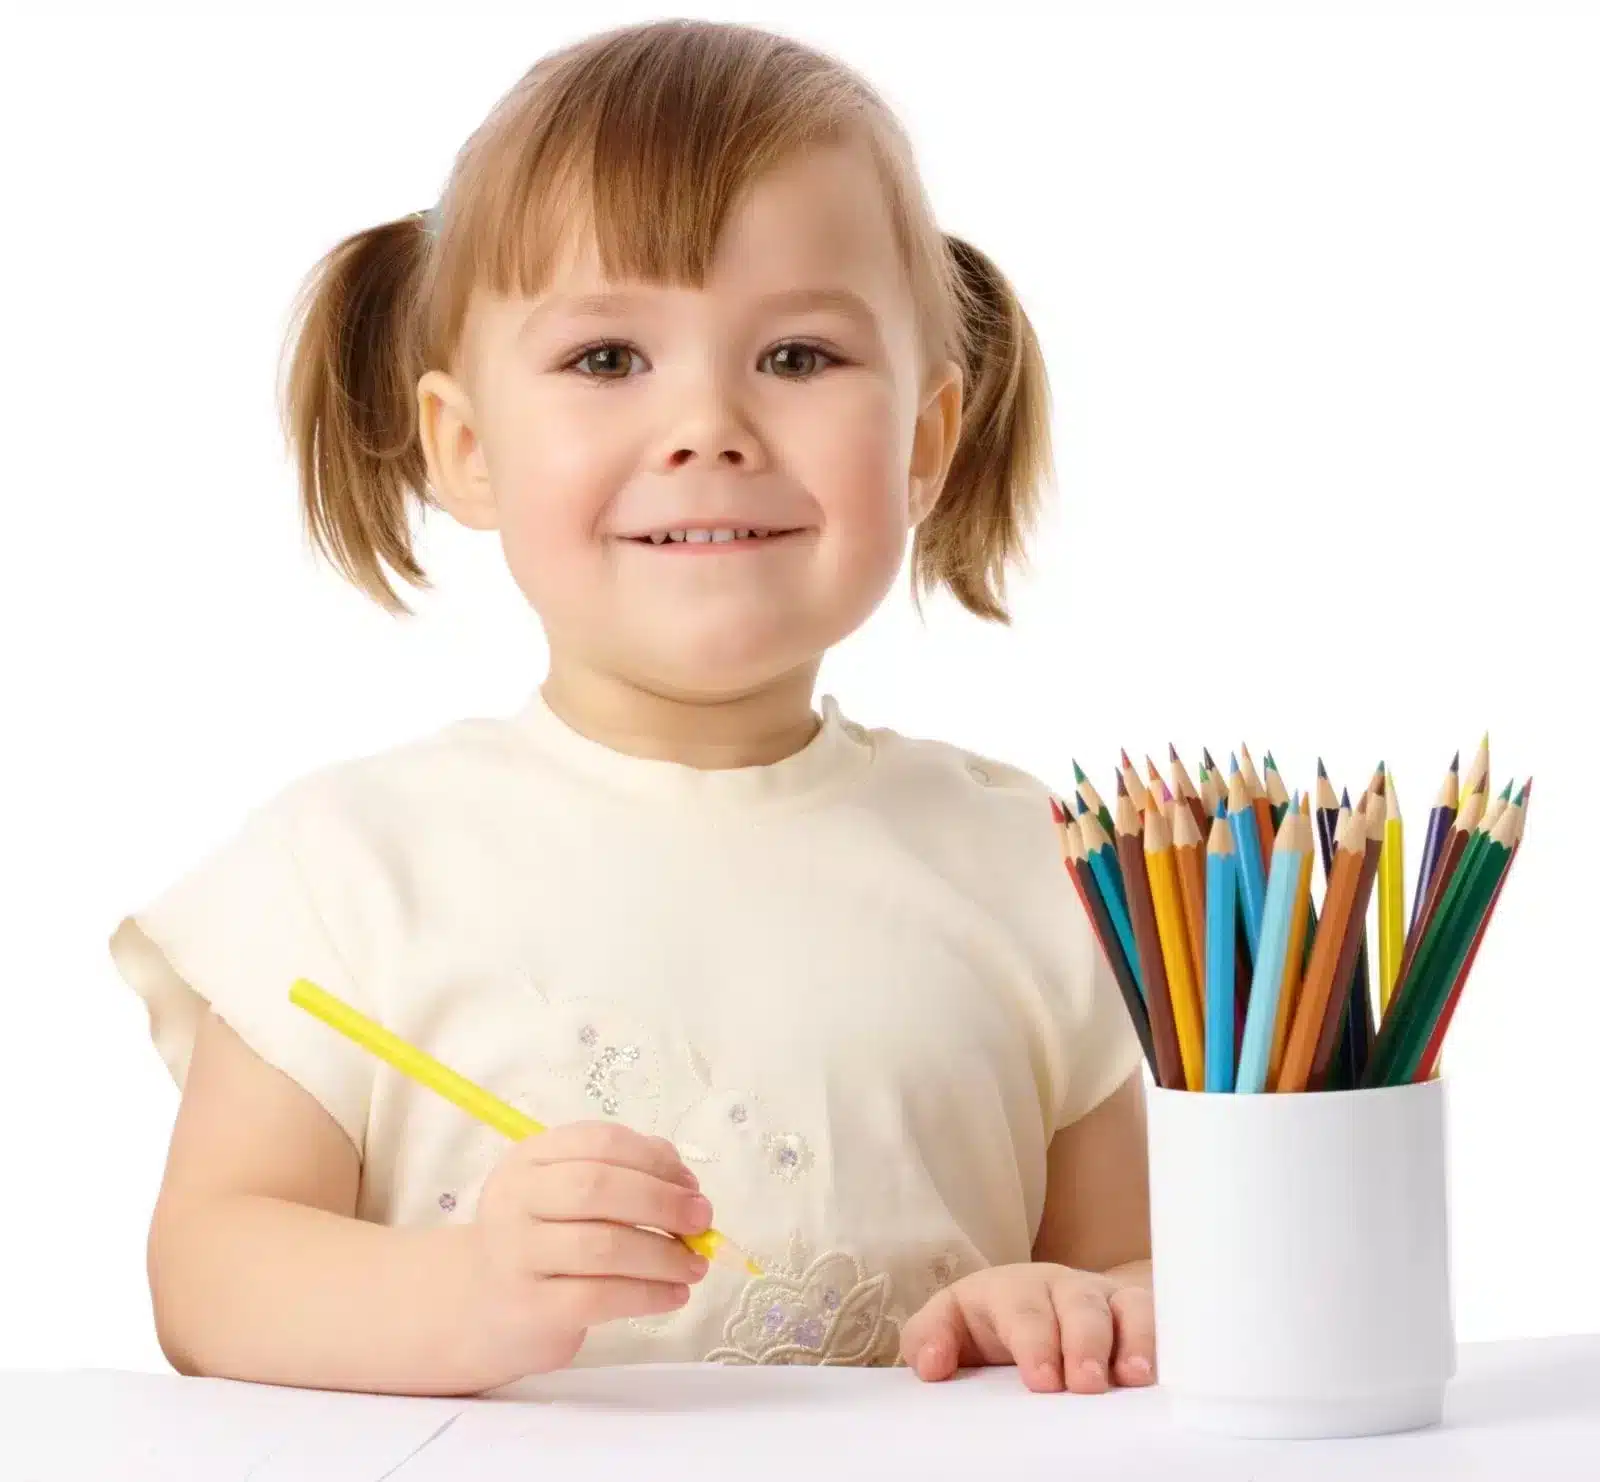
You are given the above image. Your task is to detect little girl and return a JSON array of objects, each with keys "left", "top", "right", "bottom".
[{"left": 111, "top": 18, "right": 1155, "bottom": 1399}]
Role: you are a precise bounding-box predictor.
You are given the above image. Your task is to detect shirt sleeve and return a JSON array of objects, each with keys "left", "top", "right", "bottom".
[{"left": 108, "top": 793, "right": 376, "bottom": 1152}]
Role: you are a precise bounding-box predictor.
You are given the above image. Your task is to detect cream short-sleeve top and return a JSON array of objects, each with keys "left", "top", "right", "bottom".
[{"left": 110, "top": 692, "right": 1143, "bottom": 1367}]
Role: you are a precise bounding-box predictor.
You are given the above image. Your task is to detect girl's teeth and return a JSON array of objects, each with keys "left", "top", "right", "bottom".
[
  {"left": 710, "top": 529, "right": 735, "bottom": 543},
  {"left": 648, "top": 528, "right": 780, "bottom": 543},
  {"left": 649, "top": 532, "right": 668, "bottom": 544},
  {"left": 686, "top": 529, "right": 713, "bottom": 544}
]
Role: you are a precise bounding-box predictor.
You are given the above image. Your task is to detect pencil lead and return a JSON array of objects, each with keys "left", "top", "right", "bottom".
[
  {"left": 1072, "top": 759, "right": 1088, "bottom": 784},
  {"left": 1116, "top": 772, "right": 1128, "bottom": 797},
  {"left": 1202, "top": 747, "right": 1218, "bottom": 770},
  {"left": 1449, "top": 752, "right": 1460, "bottom": 773},
  {"left": 1074, "top": 791, "right": 1089, "bottom": 815},
  {"left": 1049, "top": 796, "right": 1065, "bottom": 824},
  {"left": 1340, "top": 786, "right": 1353, "bottom": 808},
  {"left": 1316, "top": 757, "right": 1328, "bottom": 779},
  {"left": 1498, "top": 778, "right": 1514, "bottom": 799},
  {"left": 1169, "top": 741, "right": 1180, "bottom": 762},
  {"left": 1229, "top": 752, "right": 1240, "bottom": 774},
  {"left": 1120, "top": 748, "right": 1133, "bottom": 769}
]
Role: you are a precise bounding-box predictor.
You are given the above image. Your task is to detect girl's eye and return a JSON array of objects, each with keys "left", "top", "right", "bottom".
[
  {"left": 564, "top": 340, "right": 841, "bottom": 381},
  {"left": 762, "top": 342, "right": 839, "bottom": 379},
  {"left": 569, "top": 343, "right": 640, "bottom": 379}
]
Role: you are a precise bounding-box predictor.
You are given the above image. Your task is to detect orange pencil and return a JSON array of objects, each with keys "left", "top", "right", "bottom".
[
  {"left": 1277, "top": 803, "right": 1366, "bottom": 1092},
  {"left": 1121, "top": 749, "right": 1152, "bottom": 815},
  {"left": 1169, "top": 743, "right": 1210, "bottom": 839}
]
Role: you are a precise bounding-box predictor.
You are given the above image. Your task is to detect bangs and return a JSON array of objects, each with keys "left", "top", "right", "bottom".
[{"left": 447, "top": 23, "right": 880, "bottom": 305}]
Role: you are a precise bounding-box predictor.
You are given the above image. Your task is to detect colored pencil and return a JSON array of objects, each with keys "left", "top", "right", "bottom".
[
  {"left": 1276, "top": 803, "right": 1369, "bottom": 1093},
  {"left": 1117, "top": 776, "right": 1183, "bottom": 1088},
  {"left": 1227, "top": 760, "right": 1269, "bottom": 958},
  {"left": 1239, "top": 743, "right": 1276, "bottom": 857},
  {"left": 1459, "top": 733, "right": 1490, "bottom": 813},
  {"left": 288, "top": 978, "right": 761, "bottom": 1274},
  {"left": 1204, "top": 814, "right": 1238, "bottom": 1092},
  {"left": 1268, "top": 794, "right": 1316, "bottom": 1090},
  {"left": 1304, "top": 791, "right": 1385, "bottom": 1090},
  {"left": 1377, "top": 773, "right": 1405, "bottom": 1015},
  {"left": 1263, "top": 751, "right": 1291, "bottom": 828},
  {"left": 1198, "top": 762, "right": 1223, "bottom": 818},
  {"left": 1171, "top": 799, "right": 1209, "bottom": 1005},
  {"left": 1080, "top": 809, "right": 1143, "bottom": 998},
  {"left": 1121, "top": 749, "right": 1152, "bottom": 815},
  {"left": 1064, "top": 817, "right": 1158, "bottom": 1076},
  {"left": 1146, "top": 805, "right": 1205, "bottom": 1091},
  {"left": 1393, "top": 785, "right": 1487, "bottom": 999},
  {"left": 1416, "top": 778, "right": 1529, "bottom": 1079},
  {"left": 1072, "top": 759, "right": 1115, "bottom": 838},
  {"left": 1169, "top": 744, "right": 1209, "bottom": 838},
  {"left": 1320, "top": 774, "right": 1375, "bottom": 1088},
  {"left": 1367, "top": 793, "right": 1522, "bottom": 1085},
  {"left": 1236, "top": 807, "right": 1310, "bottom": 1093},
  {"left": 1407, "top": 752, "right": 1460, "bottom": 953}
]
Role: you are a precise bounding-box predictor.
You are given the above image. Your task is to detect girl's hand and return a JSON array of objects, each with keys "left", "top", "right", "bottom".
[
  {"left": 901, "top": 1262, "right": 1156, "bottom": 1394},
  {"left": 465, "top": 1121, "right": 714, "bottom": 1379}
]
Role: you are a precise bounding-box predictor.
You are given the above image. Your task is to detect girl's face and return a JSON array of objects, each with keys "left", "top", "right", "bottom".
[{"left": 422, "top": 137, "right": 961, "bottom": 702}]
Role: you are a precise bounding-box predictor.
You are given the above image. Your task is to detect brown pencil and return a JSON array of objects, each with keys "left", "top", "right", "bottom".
[
  {"left": 1459, "top": 733, "right": 1490, "bottom": 814},
  {"left": 1276, "top": 803, "right": 1367, "bottom": 1092},
  {"left": 1116, "top": 775, "right": 1183, "bottom": 1088}
]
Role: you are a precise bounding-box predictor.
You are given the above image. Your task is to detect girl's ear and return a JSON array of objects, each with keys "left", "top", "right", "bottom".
[
  {"left": 908, "top": 358, "right": 963, "bottom": 526},
  {"left": 417, "top": 370, "right": 499, "bottom": 531}
]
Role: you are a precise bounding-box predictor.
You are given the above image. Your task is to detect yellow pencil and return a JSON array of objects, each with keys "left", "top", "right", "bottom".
[
  {"left": 1379, "top": 773, "right": 1405, "bottom": 1014},
  {"left": 1144, "top": 807, "right": 1204, "bottom": 1090},
  {"left": 289, "top": 978, "right": 761, "bottom": 1276}
]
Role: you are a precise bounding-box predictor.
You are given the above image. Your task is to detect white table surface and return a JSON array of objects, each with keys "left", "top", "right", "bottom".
[{"left": 4, "top": 1335, "right": 1596, "bottom": 1481}]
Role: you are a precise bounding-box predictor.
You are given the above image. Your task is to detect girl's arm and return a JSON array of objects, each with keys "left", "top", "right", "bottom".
[
  {"left": 149, "top": 1011, "right": 710, "bottom": 1395},
  {"left": 147, "top": 1010, "right": 506, "bottom": 1395},
  {"left": 1031, "top": 1069, "right": 1152, "bottom": 1283}
]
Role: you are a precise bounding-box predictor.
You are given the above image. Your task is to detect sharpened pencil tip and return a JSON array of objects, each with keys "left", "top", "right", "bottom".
[
  {"left": 1229, "top": 753, "right": 1240, "bottom": 773},
  {"left": 1340, "top": 786, "right": 1352, "bottom": 806},
  {"left": 1072, "top": 759, "right": 1087, "bottom": 783},
  {"left": 1116, "top": 772, "right": 1128, "bottom": 796},
  {"left": 1169, "top": 741, "right": 1179, "bottom": 761},
  {"left": 1120, "top": 748, "right": 1133, "bottom": 769},
  {"left": 1316, "top": 757, "right": 1328, "bottom": 778}
]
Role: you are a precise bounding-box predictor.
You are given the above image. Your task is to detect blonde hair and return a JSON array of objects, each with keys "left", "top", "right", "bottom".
[{"left": 278, "top": 19, "right": 1052, "bottom": 622}]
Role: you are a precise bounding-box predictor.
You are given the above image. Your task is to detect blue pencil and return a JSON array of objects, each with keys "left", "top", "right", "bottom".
[
  {"left": 1236, "top": 802, "right": 1309, "bottom": 1092},
  {"left": 1226, "top": 757, "right": 1268, "bottom": 957},
  {"left": 1204, "top": 812, "right": 1238, "bottom": 1092},
  {"left": 1079, "top": 809, "right": 1145, "bottom": 999}
]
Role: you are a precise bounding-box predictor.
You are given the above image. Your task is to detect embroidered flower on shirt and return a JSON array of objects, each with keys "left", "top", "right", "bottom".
[
  {"left": 704, "top": 1236, "right": 902, "bottom": 1367},
  {"left": 519, "top": 973, "right": 661, "bottom": 1128}
]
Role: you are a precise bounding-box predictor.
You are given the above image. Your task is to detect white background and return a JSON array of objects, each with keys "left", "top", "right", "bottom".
[{"left": 3, "top": 0, "right": 1596, "bottom": 1374}]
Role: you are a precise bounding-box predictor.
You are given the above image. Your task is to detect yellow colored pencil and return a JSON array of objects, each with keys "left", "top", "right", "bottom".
[
  {"left": 289, "top": 978, "right": 761, "bottom": 1276},
  {"left": 1144, "top": 807, "right": 1204, "bottom": 1090},
  {"left": 1379, "top": 773, "right": 1405, "bottom": 1013}
]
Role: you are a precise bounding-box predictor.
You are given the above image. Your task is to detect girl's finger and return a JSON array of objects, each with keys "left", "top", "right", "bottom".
[
  {"left": 536, "top": 1274, "right": 693, "bottom": 1332},
  {"left": 901, "top": 1289, "right": 966, "bottom": 1382},
  {"left": 516, "top": 1121, "right": 698, "bottom": 1187},
  {"left": 521, "top": 1159, "right": 712, "bottom": 1235},
  {"left": 524, "top": 1219, "right": 711, "bottom": 1284},
  {"left": 1050, "top": 1280, "right": 1115, "bottom": 1393},
  {"left": 1108, "top": 1284, "right": 1157, "bottom": 1386},
  {"left": 988, "top": 1293, "right": 1065, "bottom": 1393}
]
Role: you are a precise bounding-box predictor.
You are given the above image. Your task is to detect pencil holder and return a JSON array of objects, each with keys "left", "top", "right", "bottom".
[{"left": 1146, "top": 1077, "right": 1455, "bottom": 1438}]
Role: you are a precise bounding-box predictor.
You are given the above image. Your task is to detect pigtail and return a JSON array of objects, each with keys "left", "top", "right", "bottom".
[
  {"left": 911, "top": 233, "right": 1053, "bottom": 625},
  {"left": 277, "top": 212, "right": 436, "bottom": 615}
]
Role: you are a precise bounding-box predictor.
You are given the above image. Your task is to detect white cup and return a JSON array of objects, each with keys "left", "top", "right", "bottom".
[{"left": 1147, "top": 1077, "right": 1456, "bottom": 1438}]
